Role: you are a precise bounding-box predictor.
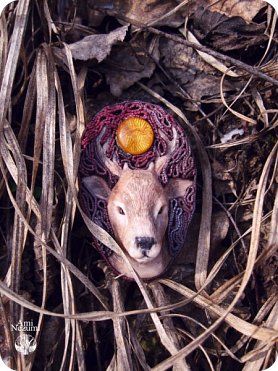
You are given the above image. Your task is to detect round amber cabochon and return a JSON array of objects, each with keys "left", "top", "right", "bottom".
[{"left": 116, "top": 117, "right": 154, "bottom": 155}]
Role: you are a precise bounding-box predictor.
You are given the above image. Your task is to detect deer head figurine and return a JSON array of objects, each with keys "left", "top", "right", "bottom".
[{"left": 78, "top": 101, "right": 196, "bottom": 279}]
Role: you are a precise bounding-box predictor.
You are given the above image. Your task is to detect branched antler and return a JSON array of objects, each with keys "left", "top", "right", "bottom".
[
  {"left": 96, "top": 126, "right": 177, "bottom": 177},
  {"left": 96, "top": 129, "right": 123, "bottom": 177},
  {"left": 154, "top": 127, "right": 177, "bottom": 174}
]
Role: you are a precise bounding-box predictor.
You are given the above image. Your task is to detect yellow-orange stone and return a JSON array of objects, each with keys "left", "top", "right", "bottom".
[{"left": 116, "top": 117, "right": 154, "bottom": 155}]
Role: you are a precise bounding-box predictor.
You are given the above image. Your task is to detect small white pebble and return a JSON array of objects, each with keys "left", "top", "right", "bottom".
[{"left": 220, "top": 128, "right": 244, "bottom": 143}]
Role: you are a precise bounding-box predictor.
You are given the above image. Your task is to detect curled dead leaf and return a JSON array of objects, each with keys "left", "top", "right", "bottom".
[
  {"left": 191, "top": 7, "right": 266, "bottom": 52},
  {"left": 68, "top": 25, "right": 129, "bottom": 62}
]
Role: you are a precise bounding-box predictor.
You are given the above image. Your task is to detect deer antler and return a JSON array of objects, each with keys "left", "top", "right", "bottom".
[
  {"left": 97, "top": 127, "right": 177, "bottom": 177},
  {"left": 96, "top": 129, "right": 123, "bottom": 177},
  {"left": 153, "top": 127, "right": 177, "bottom": 175}
]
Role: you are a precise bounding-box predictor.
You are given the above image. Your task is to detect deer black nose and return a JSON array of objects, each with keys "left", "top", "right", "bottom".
[{"left": 135, "top": 237, "right": 155, "bottom": 251}]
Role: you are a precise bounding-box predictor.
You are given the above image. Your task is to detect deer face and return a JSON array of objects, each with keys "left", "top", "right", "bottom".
[
  {"left": 82, "top": 167, "right": 192, "bottom": 266},
  {"left": 108, "top": 169, "right": 169, "bottom": 262},
  {"left": 81, "top": 126, "right": 193, "bottom": 278}
]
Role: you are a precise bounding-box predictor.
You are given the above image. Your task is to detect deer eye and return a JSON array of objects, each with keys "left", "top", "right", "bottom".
[
  {"left": 117, "top": 207, "right": 125, "bottom": 215},
  {"left": 158, "top": 206, "right": 165, "bottom": 215}
]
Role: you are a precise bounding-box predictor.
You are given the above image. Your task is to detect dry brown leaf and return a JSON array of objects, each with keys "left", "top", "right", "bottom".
[
  {"left": 159, "top": 38, "right": 233, "bottom": 106},
  {"left": 125, "top": 0, "right": 183, "bottom": 26},
  {"left": 103, "top": 35, "right": 159, "bottom": 96},
  {"left": 68, "top": 25, "right": 128, "bottom": 62},
  {"left": 92, "top": 0, "right": 184, "bottom": 27},
  {"left": 208, "top": 0, "right": 266, "bottom": 23},
  {"left": 190, "top": 6, "right": 266, "bottom": 53},
  {"left": 185, "top": 0, "right": 266, "bottom": 24}
]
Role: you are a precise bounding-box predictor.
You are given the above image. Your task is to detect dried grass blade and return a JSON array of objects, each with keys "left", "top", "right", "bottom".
[
  {"left": 40, "top": 49, "right": 56, "bottom": 239},
  {"left": 160, "top": 279, "right": 278, "bottom": 342},
  {"left": 55, "top": 66, "right": 109, "bottom": 309},
  {"left": 207, "top": 122, "right": 277, "bottom": 149},
  {"left": 29, "top": 46, "right": 57, "bottom": 367},
  {"left": 109, "top": 279, "right": 133, "bottom": 371},
  {"left": 0, "top": 0, "right": 30, "bottom": 129},
  {"left": 165, "top": 313, "right": 242, "bottom": 362},
  {"left": 18, "top": 63, "right": 37, "bottom": 150},
  {"left": 50, "top": 230, "right": 109, "bottom": 311},
  {"left": 53, "top": 64, "right": 79, "bottom": 371},
  {"left": 60, "top": 256, "right": 77, "bottom": 371},
  {"left": 179, "top": 328, "right": 214, "bottom": 371},
  {"left": 75, "top": 323, "right": 86, "bottom": 371},
  {"left": 229, "top": 294, "right": 278, "bottom": 362},
  {"left": 0, "top": 286, "right": 13, "bottom": 362},
  {"left": 62, "top": 44, "right": 85, "bottom": 178},
  {"left": 55, "top": 68, "right": 74, "bottom": 182},
  {"left": 260, "top": 186, "right": 278, "bottom": 261},
  {"left": 54, "top": 62, "right": 80, "bottom": 357},
  {"left": 252, "top": 88, "right": 269, "bottom": 127},
  {"left": 242, "top": 140, "right": 278, "bottom": 295},
  {"left": 152, "top": 279, "right": 278, "bottom": 371},
  {"left": 242, "top": 301, "right": 278, "bottom": 370},
  {"left": 146, "top": 0, "right": 190, "bottom": 27},
  {"left": 0, "top": 277, "right": 114, "bottom": 321},
  {"left": 220, "top": 72, "right": 257, "bottom": 125},
  {"left": 59, "top": 192, "right": 84, "bottom": 370},
  {"left": 0, "top": 131, "right": 40, "bottom": 219},
  {"left": 43, "top": 0, "right": 59, "bottom": 37},
  {"left": 150, "top": 282, "right": 190, "bottom": 370},
  {"left": 36, "top": 50, "right": 54, "bottom": 279},
  {"left": 0, "top": 12, "right": 8, "bottom": 84},
  {"left": 30, "top": 49, "right": 48, "bottom": 196},
  {"left": 129, "top": 329, "right": 150, "bottom": 371},
  {"left": 2, "top": 120, "right": 27, "bottom": 324}
]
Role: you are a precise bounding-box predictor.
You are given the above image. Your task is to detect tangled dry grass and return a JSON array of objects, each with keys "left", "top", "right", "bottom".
[{"left": 0, "top": 0, "right": 277, "bottom": 370}]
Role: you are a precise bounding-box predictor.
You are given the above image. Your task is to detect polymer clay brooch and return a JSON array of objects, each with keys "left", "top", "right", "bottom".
[{"left": 79, "top": 101, "right": 196, "bottom": 279}]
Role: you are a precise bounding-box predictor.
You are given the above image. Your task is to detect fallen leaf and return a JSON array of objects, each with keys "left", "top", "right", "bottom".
[
  {"left": 208, "top": 0, "right": 266, "bottom": 23},
  {"left": 191, "top": 7, "right": 267, "bottom": 52},
  {"left": 184, "top": 0, "right": 266, "bottom": 24},
  {"left": 68, "top": 25, "right": 128, "bottom": 62},
  {"left": 159, "top": 38, "right": 233, "bottom": 107},
  {"left": 102, "top": 34, "right": 159, "bottom": 96},
  {"left": 91, "top": 0, "right": 184, "bottom": 27},
  {"left": 160, "top": 38, "right": 213, "bottom": 76}
]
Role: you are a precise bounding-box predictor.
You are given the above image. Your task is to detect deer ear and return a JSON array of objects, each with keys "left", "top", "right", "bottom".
[
  {"left": 165, "top": 178, "right": 193, "bottom": 200},
  {"left": 82, "top": 176, "right": 111, "bottom": 200}
]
